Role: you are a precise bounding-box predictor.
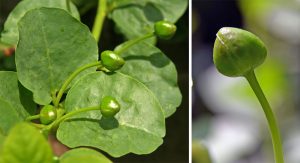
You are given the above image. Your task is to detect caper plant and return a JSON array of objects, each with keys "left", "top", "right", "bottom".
[
  {"left": 0, "top": 0, "right": 187, "bottom": 162},
  {"left": 213, "top": 27, "right": 284, "bottom": 163}
]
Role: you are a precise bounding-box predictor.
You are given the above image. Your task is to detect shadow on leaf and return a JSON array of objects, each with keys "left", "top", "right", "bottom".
[
  {"left": 99, "top": 117, "right": 119, "bottom": 130},
  {"left": 65, "top": 117, "right": 119, "bottom": 130},
  {"left": 143, "top": 3, "right": 163, "bottom": 22},
  {"left": 18, "top": 81, "right": 36, "bottom": 115},
  {"left": 124, "top": 52, "right": 170, "bottom": 68},
  {"left": 111, "top": 2, "right": 163, "bottom": 23}
]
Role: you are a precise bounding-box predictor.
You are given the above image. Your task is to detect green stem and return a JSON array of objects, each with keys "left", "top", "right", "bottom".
[
  {"left": 66, "top": 0, "right": 71, "bottom": 12},
  {"left": 45, "top": 106, "right": 100, "bottom": 132},
  {"left": 54, "top": 61, "right": 101, "bottom": 107},
  {"left": 92, "top": 0, "right": 107, "bottom": 43},
  {"left": 114, "top": 33, "right": 154, "bottom": 55},
  {"left": 26, "top": 115, "right": 40, "bottom": 121},
  {"left": 30, "top": 122, "right": 45, "bottom": 129},
  {"left": 244, "top": 70, "right": 284, "bottom": 163},
  {"left": 51, "top": 91, "right": 57, "bottom": 103}
]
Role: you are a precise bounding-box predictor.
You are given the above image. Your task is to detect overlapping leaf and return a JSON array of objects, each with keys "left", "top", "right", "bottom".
[
  {"left": 0, "top": 123, "right": 54, "bottom": 163},
  {"left": 109, "top": 0, "right": 188, "bottom": 39},
  {"left": 71, "top": 0, "right": 97, "bottom": 15},
  {"left": 118, "top": 42, "right": 182, "bottom": 117},
  {"left": 0, "top": 72, "right": 35, "bottom": 135},
  {"left": 16, "top": 8, "right": 98, "bottom": 105},
  {"left": 60, "top": 148, "right": 112, "bottom": 163},
  {"left": 1, "top": 0, "right": 80, "bottom": 45},
  {"left": 57, "top": 72, "right": 165, "bottom": 157}
]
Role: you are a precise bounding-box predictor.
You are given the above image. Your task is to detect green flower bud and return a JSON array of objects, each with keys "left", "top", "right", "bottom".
[
  {"left": 40, "top": 105, "right": 57, "bottom": 125},
  {"left": 154, "top": 20, "right": 177, "bottom": 40},
  {"left": 100, "top": 96, "right": 121, "bottom": 117},
  {"left": 101, "top": 50, "right": 125, "bottom": 71},
  {"left": 213, "top": 27, "right": 267, "bottom": 77}
]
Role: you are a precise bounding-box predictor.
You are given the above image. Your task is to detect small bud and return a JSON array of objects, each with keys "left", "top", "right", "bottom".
[
  {"left": 40, "top": 105, "right": 57, "bottom": 125},
  {"left": 101, "top": 50, "right": 125, "bottom": 71},
  {"left": 213, "top": 27, "right": 267, "bottom": 77},
  {"left": 154, "top": 20, "right": 177, "bottom": 40},
  {"left": 100, "top": 96, "right": 121, "bottom": 117}
]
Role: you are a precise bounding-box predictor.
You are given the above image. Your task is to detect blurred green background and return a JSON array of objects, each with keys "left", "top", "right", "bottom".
[{"left": 192, "top": 0, "right": 300, "bottom": 163}]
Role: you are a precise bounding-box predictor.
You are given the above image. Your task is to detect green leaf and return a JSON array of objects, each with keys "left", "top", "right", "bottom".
[
  {"left": 71, "top": 0, "right": 97, "bottom": 15},
  {"left": 0, "top": 123, "right": 54, "bottom": 163},
  {"left": 109, "top": 0, "right": 188, "bottom": 39},
  {"left": 57, "top": 72, "right": 165, "bottom": 157},
  {"left": 60, "top": 148, "right": 112, "bottom": 163},
  {"left": 118, "top": 42, "right": 182, "bottom": 117},
  {"left": 0, "top": 100, "right": 21, "bottom": 136},
  {"left": 72, "top": 0, "right": 97, "bottom": 7},
  {"left": 0, "top": 71, "right": 36, "bottom": 134},
  {"left": 1, "top": 0, "right": 80, "bottom": 45},
  {"left": 16, "top": 8, "right": 98, "bottom": 105},
  {"left": 0, "top": 131, "right": 4, "bottom": 162},
  {"left": 0, "top": 129, "right": 4, "bottom": 150}
]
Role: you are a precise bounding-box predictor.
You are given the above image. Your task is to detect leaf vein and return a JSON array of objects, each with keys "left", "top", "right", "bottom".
[{"left": 38, "top": 10, "right": 55, "bottom": 92}]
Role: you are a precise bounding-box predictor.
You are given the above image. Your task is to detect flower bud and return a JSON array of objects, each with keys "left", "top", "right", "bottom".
[
  {"left": 154, "top": 20, "right": 177, "bottom": 40},
  {"left": 101, "top": 50, "right": 125, "bottom": 71},
  {"left": 213, "top": 27, "right": 267, "bottom": 77},
  {"left": 100, "top": 96, "right": 121, "bottom": 117}
]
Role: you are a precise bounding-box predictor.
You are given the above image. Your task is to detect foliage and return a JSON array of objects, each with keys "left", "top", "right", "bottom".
[{"left": 0, "top": 0, "right": 187, "bottom": 161}]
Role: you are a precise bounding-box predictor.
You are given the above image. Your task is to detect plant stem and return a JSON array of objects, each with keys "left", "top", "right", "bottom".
[
  {"left": 30, "top": 122, "right": 45, "bottom": 129},
  {"left": 244, "top": 70, "right": 284, "bottom": 163},
  {"left": 26, "top": 115, "right": 40, "bottom": 121},
  {"left": 45, "top": 106, "right": 100, "bottom": 132},
  {"left": 92, "top": 0, "right": 107, "bottom": 43},
  {"left": 114, "top": 33, "right": 154, "bottom": 55},
  {"left": 66, "top": 0, "right": 71, "bottom": 12},
  {"left": 51, "top": 91, "right": 57, "bottom": 103},
  {"left": 54, "top": 61, "right": 101, "bottom": 107}
]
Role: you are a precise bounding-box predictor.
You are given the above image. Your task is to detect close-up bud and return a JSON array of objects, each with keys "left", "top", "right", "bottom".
[
  {"left": 101, "top": 50, "right": 125, "bottom": 71},
  {"left": 154, "top": 20, "right": 177, "bottom": 40},
  {"left": 213, "top": 27, "right": 267, "bottom": 77}
]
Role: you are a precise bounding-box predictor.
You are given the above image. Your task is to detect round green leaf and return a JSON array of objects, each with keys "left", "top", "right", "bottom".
[
  {"left": 118, "top": 42, "right": 182, "bottom": 117},
  {"left": 110, "top": 0, "right": 188, "bottom": 39},
  {"left": 57, "top": 72, "right": 165, "bottom": 157},
  {"left": 60, "top": 148, "right": 112, "bottom": 163},
  {"left": 1, "top": 123, "right": 54, "bottom": 163},
  {"left": 1, "top": 0, "right": 80, "bottom": 45},
  {"left": 0, "top": 100, "right": 21, "bottom": 136},
  {"left": 16, "top": 8, "right": 98, "bottom": 105},
  {"left": 0, "top": 71, "right": 35, "bottom": 134}
]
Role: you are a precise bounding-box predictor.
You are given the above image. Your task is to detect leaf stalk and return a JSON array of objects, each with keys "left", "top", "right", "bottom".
[
  {"left": 53, "top": 61, "right": 101, "bottom": 107},
  {"left": 44, "top": 106, "right": 100, "bottom": 132},
  {"left": 92, "top": 0, "right": 107, "bottom": 43},
  {"left": 244, "top": 70, "right": 284, "bottom": 163},
  {"left": 114, "top": 33, "right": 154, "bottom": 55}
]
